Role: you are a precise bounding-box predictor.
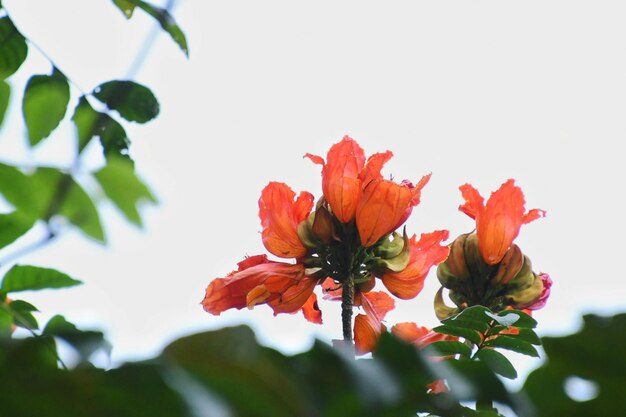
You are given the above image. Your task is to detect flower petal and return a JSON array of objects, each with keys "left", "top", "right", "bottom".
[
  {"left": 301, "top": 292, "right": 323, "bottom": 324},
  {"left": 382, "top": 230, "right": 450, "bottom": 299},
  {"left": 259, "top": 182, "right": 313, "bottom": 258},
  {"left": 356, "top": 179, "right": 413, "bottom": 247},
  {"left": 202, "top": 259, "right": 306, "bottom": 315},
  {"left": 458, "top": 183, "right": 483, "bottom": 220},
  {"left": 359, "top": 150, "right": 393, "bottom": 186},
  {"left": 321, "top": 136, "right": 366, "bottom": 223},
  {"left": 353, "top": 291, "right": 395, "bottom": 354}
]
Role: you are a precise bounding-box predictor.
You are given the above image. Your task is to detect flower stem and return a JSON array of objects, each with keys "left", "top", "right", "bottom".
[{"left": 341, "top": 272, "right": 355, "bottom": 345}]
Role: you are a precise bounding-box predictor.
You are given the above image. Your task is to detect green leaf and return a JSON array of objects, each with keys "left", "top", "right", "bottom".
[
  {"left": 44, "top": 315, "right": 111, "bottom": 360},
  {"left": 433, "top": 324, "right": 483, "bottom": 345},
  {"left": 22, "top": 69, "right": 70, "bottom": 146},
  {"left": 0, "top": 210, "right": 35, "bottom": 250},
  {"left": 516, "top": 328, "right": 541, "bottom": 345},
  {"left": 442, "top": 305, "right": 492, "bottom": 333},
  {"left": 1, "top": 265, "right": 82, "bottom": 292},
  {"left": 0, "top": 308, "right": 12, "bottom": 338},
  {"left": 475, "top": 348, "right": 517, "bottom": 379},
  {"left": 425, "top": 340, "right": 472, "bottom": 358},
  {"left": 0, "top": 17, "right": 28, "bottom": 80},
  {"left": 483, "top": 335, "right": 539, "bottom": 357},
  {"left": 136, "top": 1, "right": 189, "bottom": 57},
  {"left": 7, "top": 299, "right": 39, "bottom": 330},
  {"left": 31, "top": 168, "right": 105, "bottom": 242},
  {"left": 499, "top": 309, "right": 536, "bottom": 328},
  {"left": 71, "top": 96, "right": 131, "bottom": 160},
  {"left": 0, "top": 80, "right": 9, "bottom": 126},
  {"left": 94, "top": 157, "right": 157, "bottom": 226},
  {"left": 0, "top": 163, "right": 41, "bottom": 216},
  {"left": 486, "top": 311, "right": 519, "bottom": 326},
  {"left": 112, "top": 0, "right": 136, "bottom": 18},
  {"left": 93, "top": 80, "right": 159, "bottom": 123},
  {"left": 523, "top": 313, "right": 626, "bottom": 416}
]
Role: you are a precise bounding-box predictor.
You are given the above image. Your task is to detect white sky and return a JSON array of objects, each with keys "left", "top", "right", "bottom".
[{"left": 2, "top": 0, "right": 626, "bottom": 381}]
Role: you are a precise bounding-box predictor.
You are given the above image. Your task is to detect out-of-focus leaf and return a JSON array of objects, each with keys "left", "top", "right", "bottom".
[
  {"left": 0, "top": 17, "right": 28, "bottom": 80},
  {"left": 93, "top": 80, "right": 159, "bottom": 123},
  {"left": 0, "top": 80, "right": 9, "bottom": 126},
  {"left": 72, "top": 97, "right": 131, "bottom": 160},
  {"left": 136, "top": 1, "right": 189, "bottom": 57},
  {"left": 475, "top": 349, "right": 517, "bottom": 379},
  {"left": 22, "top": 69, "right": 70, "bottom": 146},
  {"left": 7, "top": 299, "right": 39, "bottom": 330},
  {"left": 483, "top": 335, "right": 539, "bottom": 357},
  {"left": 0, "top": 162, "right": 38, "bottom": 214},
  {"left": 162, "top": 326, "right": 312, "bottom": 417},
  {"left": 433, "top": 324, "right": 483, "bottom": 345},
  {"left": 94, "top": 157, "right": 156, "bottom": 226},
  {"left": 44, "top": 315, "right": 111, "bottom": 360},
  {"left": 1, "top": 264, "right": 82, "bottom": 292},
  {"left": 523, "top": 313, "right": 626, "bottom": 416},
  {"left": 425, "top": 340, "right": 472, "bottom": 358},
  {"left": 112, "top": 0, "right": 136, "bottom": 18},
  {"left": 31, "top": 168, "right": 105, "bottom": 242},
  {"left": 0, "top": 338, "right": 188, "bottom": 417},
  {"left": 0, "top": 308, "right": 12, "bottom": 338},
  {"left": 0, "top": 210, "right": 35, "bottom": 249}
]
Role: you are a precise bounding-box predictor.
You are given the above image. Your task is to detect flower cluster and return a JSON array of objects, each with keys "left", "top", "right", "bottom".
[
  {"left": 202, "top": 136, "right": 449, "bottom": 353},
  {"left": 435, "top": 180, "right": 552, "bottom": 318}
]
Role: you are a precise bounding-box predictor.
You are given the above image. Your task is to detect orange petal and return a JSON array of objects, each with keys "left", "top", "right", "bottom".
[
  {"left": 382, "top": 231, "right": 450, "bottom": 299},
  {"left": 246, "top": 285, "right": 271, "bottom": 309},
  {"left": 202, "top": 260, "right": 305, "bottom": 315},
  {"left": 458, "top": 183, "right": 483, "bottom": 220},
  {"left": 359, "top": 150, "right": 393, "bottom": 186},
  {"left": 303, "top": 153, "right": 325, "bottom": 166},
  {"left": 269, "top": 276, "right": 318, "bottom": 314},
  {"left": 321, "top": 136, "right": 366, "bottom": 223},
  {"left": 259, "top": 182, "right": 313, "bottom": 258},
  {"left": 301, "top": 292, "right": 323, "bottom": 324},
  {"left": 356, "top": 179, "right": 413, "bottom": 247},
  {"left": 354, "top": 314, "right": 386, "bottom": 354},
  {"left": 360, "top": 291, "right": 395, "bottom": 321}
]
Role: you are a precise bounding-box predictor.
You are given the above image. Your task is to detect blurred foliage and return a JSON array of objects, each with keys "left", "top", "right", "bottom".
[{"left": 1, "top": 2, "right": 625, "bottom": 416}]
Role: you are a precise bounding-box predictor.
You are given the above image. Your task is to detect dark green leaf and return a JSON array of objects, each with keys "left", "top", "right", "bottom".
[
  {"left": 7, "top": 299, "right": 39, "bottom": 330},
  {"left": 44, "top": 315, "right": 111, "bottom": 360},
  {"left": 425, "top": 340, "right": 472, "bottom": 358},
  {"left": 0, "top": 308, "right": 12, "bottom": 338},
  {"left": 499, "top": 309, "right": 536, "bottom": 328},
  {"left": 71, "top": 96, "right": 131, "bottom": 159},
  {"left": 516, "top": 328, "right": 541, "bottom": 345},
  {"left": 22, "top": 69, "right": 70, "bottom": 146},
  {"left": 523, "top": 313, "right": 626, "bottom": 416},
  {"left": 93, "top": 80, "right": 159, "bottom": 123},
  {"left": 0, "top": 80, "right": 9, "bottom": 126},
  {"left": 112, "top": 0, "right": 136, "bottom": 18},
  {"left": 94, "top": 157, "right": 157, "bottom": 226},
  {"left": 136, "top": 1, "right": 189, "bottom": 56},
  {"left": 0, "top": 210, "right": 35, "bottom": 249},
  {"left": 483, "top": 335, "right": 539, "bottom": 357},
  {"left": 1, "top": 265, "right": 82, "bottom": 292},
  {"left": 442, "top": 305, "right": 492, "bottom": 333},
  {"left": 475, "top": 348, "right": 517, "bottom": 379},
  {"left": 0, "top": 17, "right": 28, "bottom": 80},
  {"left": 433, "top": 324, "right": 483, "bottom": 345}
]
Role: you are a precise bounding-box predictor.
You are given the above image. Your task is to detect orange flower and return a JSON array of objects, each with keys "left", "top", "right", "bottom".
[
  {"left": 259, "top": 182, "right": 314, "bottom": 259},
  {"left": 202, "top": 255, "right": 321, "bottom": 323},
  {"left": 305, "top": 136, "right": 366, "bottom": 223},
  {"left": 381, "top": 230, "right": 450, "bottom": 299},
  {"left": 306, "top": 136, "right": 431, "bottom": 246},
  {"left": 459, "top": 179, "right": 545, "bottom": 265},
  {"left": 353, "top": 291, "right": 395, "bottom": 354}
]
